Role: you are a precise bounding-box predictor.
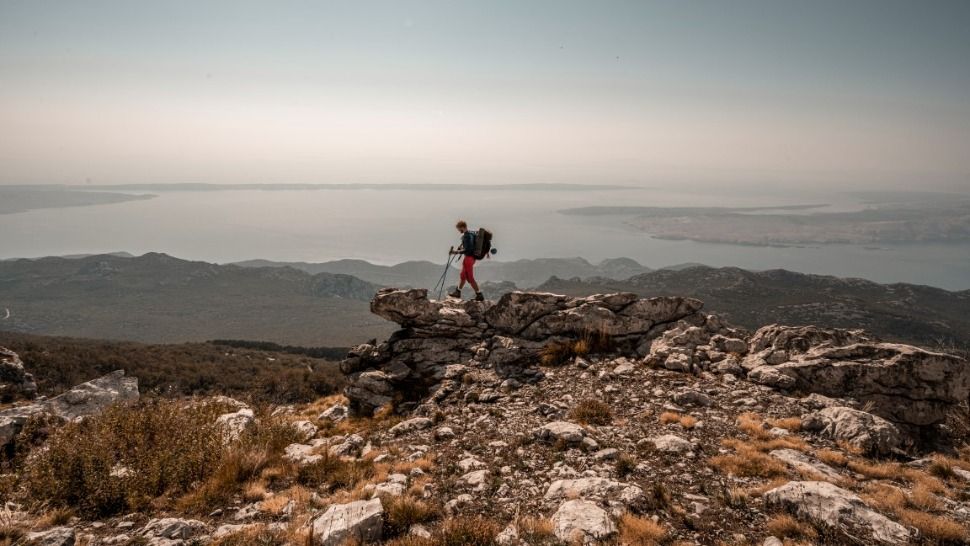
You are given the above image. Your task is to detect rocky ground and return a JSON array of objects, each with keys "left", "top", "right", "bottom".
[{"left": 1, "top": 289, "right": 969, "bottom": 546}]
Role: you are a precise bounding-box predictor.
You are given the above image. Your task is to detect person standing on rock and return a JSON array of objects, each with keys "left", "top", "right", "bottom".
[{"left": 449, "top": 220, "right": 485, "bottom": 301}]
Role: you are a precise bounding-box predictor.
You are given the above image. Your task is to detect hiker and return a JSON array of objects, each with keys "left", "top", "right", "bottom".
[{"left": 449, "top": 220, "right": 485, "bottom": 301}]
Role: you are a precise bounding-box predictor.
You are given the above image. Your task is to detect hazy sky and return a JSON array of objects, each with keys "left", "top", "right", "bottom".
[{"left": 2, "top": 1, "right": 969, "bottom": 189}]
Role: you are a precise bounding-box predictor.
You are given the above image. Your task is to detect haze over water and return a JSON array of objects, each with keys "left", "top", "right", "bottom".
[{"left": 2, "top": 186, "right": 968, "bottom": 291}]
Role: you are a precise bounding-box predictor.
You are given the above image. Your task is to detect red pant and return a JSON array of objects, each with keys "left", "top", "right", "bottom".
[{"left": 459, "top": 254, "right": 476, "bottom": 284}]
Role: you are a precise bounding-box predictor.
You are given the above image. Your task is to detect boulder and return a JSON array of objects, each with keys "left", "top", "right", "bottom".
[
  {"left": 764, "top": 481, "right": 909, "bottom": 544},
  {"left": 45, "top": 370, "right": 139, "bottom": 421},
  {"left": 802, "top": 406, "right": 902, "bottom": 455},
  {"left": 24, "top": 527, "right": 75, "bottom": 546},
  {"left": 320, "top": 404, "right": 348, "bottom": 422},
  {"left": 551, "top": 500, "right": 616, "bottom": 544},
  {"left": 311, "top": 498, "right": 383, "bottom": 546},
  {"left": 648, "top": 434, "right": 694, "bottom": 454},
  {"left": 744, "top": 326, "right": 970, "bottom": 426},
  {"left": 0, "top": 347, "right": 37, "bottom": 402},
  {"left": 215, "top": 408, "right": 255, "bottom": 443},
  {"left": 534, "top": 421, "right": 587, "bottom": 445},
  {"left": 140, "top": 518, "right": 208, "bottom": 540},
  {"left": 291, "top": 419, "right": 319, "bottom": 441},
  {"left": 388, "top": 417, "right": 433, "bottom": 436},
  {"left": 769, "top": 449, "right": 843, "bottom": 481},
  {"left": 544, "top": 478, "right": 644, "bottom": 506}
]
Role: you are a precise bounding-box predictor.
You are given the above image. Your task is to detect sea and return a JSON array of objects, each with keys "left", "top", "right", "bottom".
[{"left": 1, "top": 185, "right": 968, "bottom": 291}]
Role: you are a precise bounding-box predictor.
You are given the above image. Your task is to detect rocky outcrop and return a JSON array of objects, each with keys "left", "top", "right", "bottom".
[
  {"left": 765, "top": 481, "right": 910, "bottom": 544},
  {"left": 343, "top": 288, "right": 705, "bottom": 415},
  {"left": 23, "top": 526, "right": 75, "bottom": 546},
  {"left": 743, "top": 326, "right": 969, "bottom": 426},
  {"left": 0, "top": 370, "right": 140, "bottom": 450},
  {"left": 311, "top": 498, "right": 383, "bottom": 546},
  {"left": 345, "top": 289, "right": 970, "bottom": 432},
  {"left": 0, "top": 347, "right": 37, "bottom": 402},
  {"left": 45, "top": 369, "right": 139, "bottom": 421},
  {"left": 802, "top": 406, "right": 902, "bottom": 455}
]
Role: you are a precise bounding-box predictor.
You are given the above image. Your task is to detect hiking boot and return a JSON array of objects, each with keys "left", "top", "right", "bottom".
[
  {"left": 474, "top": 291, "right": 485, "bottom": 302},
  {"left": 448, "top": 289, "right": 462, "bottom": 298}
]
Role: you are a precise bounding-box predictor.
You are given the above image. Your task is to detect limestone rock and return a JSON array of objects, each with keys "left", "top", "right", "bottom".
[
  {"left": 311, "top": 498, "right": 383, "bottom": 546},
  {"left": 544, "top": 477, "right": 644, "bottom": 506},
  {"left": 551, "top": 500, "right": 616, "bottom": 544},
  {"left": 45, "top": 370, "right": 139, "bottom": 421},
  {"left": 744, "top": 326, "right": 970, "bottom": 426},
  {"left": 0, "top": 347, "right": 37, "bottom": 402},
  {"left": 535, "top": 421, "right": 587, "bottom": 445},
  {"left": 389, "top": 417, "right": 433, "bottom": 436},
  {"left": 648, "top": 434, "right": 693, "bottom": 454},
  {"left": 215, "top": 408, "right": 255, "bottom": 443},
  {"left": 769, "top": 449, "right": 843, "bottom": 481},
  {"left": 141, "top": 518, "right": 208, "bottom": 540},
  {"left": 802, "top": 406, "right": 901, "bottom": 455},
  {"left": 24, "top": 527, "right": 75, "bottom": 546},
  {"left": 320, "top": 403, "right": 348, "bottom": 422},
  {"left": 764, "top": 481, "right": 909, "bottom": 544}
]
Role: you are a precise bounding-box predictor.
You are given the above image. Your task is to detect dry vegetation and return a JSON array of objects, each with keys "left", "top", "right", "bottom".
[
  {"left": 569, "top": 399, "right": 613, "bottom": 426},
  {"left": 0, "top": 331, "right": 344, "bottom": 403}
]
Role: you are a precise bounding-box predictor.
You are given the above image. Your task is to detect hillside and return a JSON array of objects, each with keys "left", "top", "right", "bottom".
[
  {"left": 0, "top": 289, "right": 968, "bottom": 545},
  {"left": 0, "top": 253, "right": 393, "bottom": 346},
  {"left": 0, "top": 331, "right": 345, "bottom": 403},
  {"left": 232, "top": 257, "right": 652, "bottom": 289},
  {"left": 537, "top": 266, "right": 970, "bottom": 352}
]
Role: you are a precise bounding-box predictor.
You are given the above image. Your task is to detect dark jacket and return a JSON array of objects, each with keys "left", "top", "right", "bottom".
[{"left": 459, "top": 230, "right": 477, "bottom": 257}]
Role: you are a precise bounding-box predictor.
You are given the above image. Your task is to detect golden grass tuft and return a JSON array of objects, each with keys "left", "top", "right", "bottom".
[
  {"left": 736, "top": 412, "right": 771, "bottom": 440},
  {"left": 678, "top": 415, "right": 698, "bottom": 429},
  {"left": 847, "top": 460, "right": 900, "bottom": 480},
  {"left": 619, "top": 513, "right": 667, "bottom": 545},
  {"left": 570, "top": 399, "right": 613, "bottom": 426},
  {"left": 383, "top": 495, "right": 440, "bottom": 538},
  {"left": 815, "top": 449, "right": 848, "bottom": 467},
  {"left": 764, "top": 514, "right": 818, "bottom": 540},
  {"left": 896, "top": 510, "right": 968, "bottom": 543},
  {"left": 767, "top": 417, "right": 802, "bottom": 432},
  {"left": 659, "top": 411, "right": 681, "bottom": 425},
  {"left": 709, "top": 441, "right": 789, "bottom": 478}
]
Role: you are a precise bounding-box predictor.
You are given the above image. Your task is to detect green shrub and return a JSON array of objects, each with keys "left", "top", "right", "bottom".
[{"left": 21, "top": 398, "right": 226, "bottom": 517}]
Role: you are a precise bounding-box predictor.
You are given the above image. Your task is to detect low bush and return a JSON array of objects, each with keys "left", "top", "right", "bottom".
[
  {"left": 569, "top": 399, "right": 612, "bottom": 426},
  {"left": 19, "top": 398, "right": 303, "bottom": 518}
]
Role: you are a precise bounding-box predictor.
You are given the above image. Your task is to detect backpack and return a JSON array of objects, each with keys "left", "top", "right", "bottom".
[{"left": 473, "top": 228, "right": 493, "bottom": 260}]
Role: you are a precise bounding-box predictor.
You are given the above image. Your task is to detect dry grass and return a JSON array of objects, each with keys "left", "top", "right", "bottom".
[
  {"left": 909, "top": 482, "right": 944, "bottom": 511},
  {"left": 383, "top": 495, "right": 440, "bottom": 537},
  {"left": 815, "top": 449, "right": 848, "bottom": 467},
  {"left": 659, "top": 411, "right": 681, "bottom": 425},
  {"left": 896, "top": 510, "right": 969, "bottom": 543},
  {"left": 721, "top": 436, "right": 809, "bottom": 453},
  {"left": 862, "top": 482, "right": 908, "bottom": 514},
  {"left": 242, "top": 480, "right": 268, "bottom": 502},
  {"left": 836, "top": 440, "right": 865, "bottom": 456},
  {"left": 619, "top": 513, "right": 667, "bottom": 545},
  {"left": 615, "top": 452, "right": 637, "bottom": 478},
  {"left": 517, "top": 516, "right": 555, "bottom": 542},
  {"left": 767, "top": 417, "right": 802, "bottom": 432},
  {"left": 209, "top": 526, "right": 288, "bottom": 546},
  {"left": 35, "top": 507, "right": 74, "bottom": 527},
  {"left": 709, "top": 441, "right": 789, "bottom": 478},
  {"left": 764, "top": 514, "right": 818, "bottom": 540},
  {"left": 846, "top": 460, "right": 900, "bottom": 480},
  {"left": 736, "top": 412, "right": 772, "bottom": 440},
  {"left": 384, "top": 516, "right": 502, "bottom": 546},
  {"left": 570, "top": 399, "right": 613, "bottom": 426},
  {"left": 678, "top": 415, "right": 698, "bottom": 429}
]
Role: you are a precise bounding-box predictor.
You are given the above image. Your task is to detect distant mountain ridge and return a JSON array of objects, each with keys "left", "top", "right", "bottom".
[
  {"left": 231, "top": 256, "right": 653, "bottom": 289},
  {"left": 0, "top": 253, "right": 390, "bottom": 345},
  {"left": 537, "top": 265, "right": 970, "bottom": 351}
]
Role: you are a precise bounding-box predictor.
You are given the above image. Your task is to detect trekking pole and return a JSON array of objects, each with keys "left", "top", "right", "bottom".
[{"left": 433, "top": 249, "right": 457, "bottom": 300}]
